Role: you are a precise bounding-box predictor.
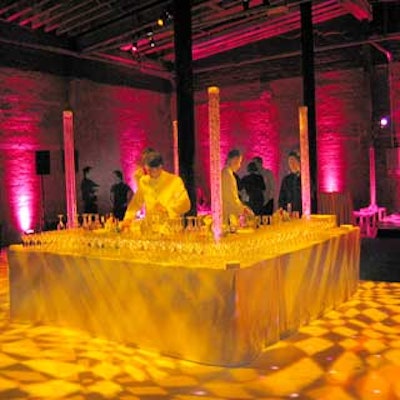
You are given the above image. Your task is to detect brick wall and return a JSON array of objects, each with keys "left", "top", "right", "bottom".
[
  {"left": 0, "top": 69, "right": 171, "bottom": 244},
  {"left": 195, "top": 82, "right": 280, "bottom": 203},
  {"left": 70, "top": 79, "right": 172, "bottom": 213},
  {"left": 0, "top": 68, "right": 65, "bottom": 243},
  {"left": 194, "top": 68, "right": 374, "bottom": 210},
  {"left": 1, "top": 62, "right": 399, "bottom": 243},
  {"left": 315, "top": 69, "right": 371, "bottom": 209},
  {"left": 366, "top": 63, "right": 400, "bottom": 211}
]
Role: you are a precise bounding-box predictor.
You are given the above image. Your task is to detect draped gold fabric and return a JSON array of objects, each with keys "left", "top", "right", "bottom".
[{"left": 8, "top": 225, "right": 359, "bottom": 367}]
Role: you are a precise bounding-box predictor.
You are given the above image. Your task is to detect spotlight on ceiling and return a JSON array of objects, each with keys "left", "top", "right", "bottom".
[
  {"left": 157, "top": 17, "right": 164, "bottom": 27},
  {"left": 131, "top": 42, "right": 138, "bottom": 53},
  {"left": 157, "top": 8, "right": 173, "bottom": 27},
  {"left": 149, "top": 37, "right": 156, "bottom": 48},
  {"left": 242, "top": 0, "right": 250, "bottom": 11},
  {"left": 380, "top": 116, "right": 389, "bottom": 128}
]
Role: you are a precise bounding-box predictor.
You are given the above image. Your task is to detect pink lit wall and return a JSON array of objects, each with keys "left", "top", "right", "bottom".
[
  {"left": 0, "top": 68, "right": 65, "bottom": 242},
  {"left": 270, "top": 77, "right": 303, "bottom": 185},
  {"left": 392, "top": 63, "right": 400, "bottom": 209},
  {"left": 71, "top": 80, "right": 172, "bottom": 212},
  {"left": 0, "top": 69, "right": 171, "bottom": 244},
  {"left": 195, "top": 83, "right": 280, "bottom": 204},
  {"left": 316, "top": 70, "right": 371, "bottom": 201},
  {"left": 392, "top": 63, "right": 400, "bottom": 140},
  {"left": 1, "top": 62, "right": 400, "bottom": 244},
  {"left": 3, "top": 151, "right": 39, "bottom": 233},
  {"left": 271, "top": 71, "right": 371, "bottom": 210},
  {"left": 375, "top": 62, "right": 400, "bottom": 210}
]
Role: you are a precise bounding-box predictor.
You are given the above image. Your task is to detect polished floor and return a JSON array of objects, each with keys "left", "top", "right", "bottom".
[{"left": 0, "top": 245, "right": 400, "bottom": 399}]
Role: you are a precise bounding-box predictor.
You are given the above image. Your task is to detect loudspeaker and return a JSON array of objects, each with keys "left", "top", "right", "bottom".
[{"left": 35, "top": 150, "right": 50, "bottom": 175}]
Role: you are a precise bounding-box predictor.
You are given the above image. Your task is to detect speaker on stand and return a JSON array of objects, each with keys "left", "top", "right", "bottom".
[{"left": 35, "top": 150, "right": 51, "bottom": 231}]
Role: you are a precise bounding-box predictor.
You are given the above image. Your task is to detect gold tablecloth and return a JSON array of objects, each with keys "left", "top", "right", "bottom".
[{"left": 8, "top": 224, "right": 360, "bottom": 366}]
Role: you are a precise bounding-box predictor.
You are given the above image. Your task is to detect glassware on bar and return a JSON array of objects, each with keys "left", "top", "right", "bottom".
[{"left": 57, "top": 214, "right": 65, "bottom": 230}]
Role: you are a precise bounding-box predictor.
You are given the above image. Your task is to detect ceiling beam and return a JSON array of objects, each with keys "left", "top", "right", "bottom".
[
  {"left": 55, "top": 2, "right": 115, "bottom": 35},
  {"left": 44, "top": 0, "right": 102, "bottom": 32},
  {"left": 32, "top": 1, "right": 89, "bottom": 30},
  {"left": 191, "top": 2, "right": 344, "bottom": 60},
  {"left": 195, "top": 32, "right": 400, "bottom": 74},
  {"left": 0, "top": 0, "right": 28, "bottom": 16},
  {"left": 91, "top": 51, "right": 173, "bottom": 80},
  {"left": 6, "top": 0, "right": 53, "bottom": 23},
  {"left": 339, "top": 0, "right": 372, "bottom": 21},
  {"left": 82, "top": 0, "right": 297, "bottom": 56},
  {"left": 76, "top": 0, "right": 171, "bottom": 53},
  {"left": 0, "top": 19, "right": 74, "bottom": 51},
  {"left": 19, "top": 3, "right": 63, "bottom": 27},
  {"left": 0, "top": 21, "right": 172, "bottom": 83}
]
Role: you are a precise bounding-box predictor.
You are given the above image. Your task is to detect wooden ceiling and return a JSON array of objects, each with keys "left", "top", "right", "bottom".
[{"left": 0, "top": 0, "right": 399, "bottom": 87}]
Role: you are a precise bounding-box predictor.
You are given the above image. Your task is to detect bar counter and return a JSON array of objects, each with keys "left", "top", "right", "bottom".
[{"left": 8, "top": 215, "right": 360, "bottom": 366}]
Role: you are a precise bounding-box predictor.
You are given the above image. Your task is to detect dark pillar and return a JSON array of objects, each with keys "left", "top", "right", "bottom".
[
  {"left": 300, "top": 2, "right": 318, "bottom": 213},
  {"left": 173, "top": 0, "right": 196, "bottom": 215}
]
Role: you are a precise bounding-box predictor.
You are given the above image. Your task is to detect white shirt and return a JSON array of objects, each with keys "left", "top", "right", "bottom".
[{"left": 221, "top": 166, "right": 246, "bottom": 224}]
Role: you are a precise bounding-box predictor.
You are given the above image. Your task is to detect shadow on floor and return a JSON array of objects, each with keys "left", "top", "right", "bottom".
[{"left": 360, "top": 230, "right": 400, "bottom": 282}]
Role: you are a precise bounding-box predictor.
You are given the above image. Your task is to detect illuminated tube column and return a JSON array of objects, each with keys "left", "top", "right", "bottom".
[
  {"left": 369, "top": 146, "right": 376, "bottom": 207},
  {"left": 63, "top": 110, "right": 77, "bottom": 228},
  {"left": 208, "top": 86, "right": 223, "bottom": 240},
  {"left": 299, "top": 106, "right": 311, "bottom": 216},
  {"left": 173, "top": 120, "right": 179, "bottom": 176}
]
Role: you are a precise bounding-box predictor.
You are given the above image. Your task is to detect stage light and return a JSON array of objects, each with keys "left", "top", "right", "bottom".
[
  {"left": 380, "top": 117, "right": 389, "bottom": 128},
  {"left": 157, "top": 9, "right": 173, "bottom": 27},
  {"left": 242, "top": 0, "right": 250, "bottom": 11},
  {"left": 131, "top": 42, "right": 138, "bottom": 53},
  {"left": 149, "top": 37, "right": 156, "bottom": 48}
]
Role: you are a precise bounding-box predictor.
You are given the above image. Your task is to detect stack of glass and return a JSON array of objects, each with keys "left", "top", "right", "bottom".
[{"left": 20, "top": 214, "right": 338, "bottom": 269}]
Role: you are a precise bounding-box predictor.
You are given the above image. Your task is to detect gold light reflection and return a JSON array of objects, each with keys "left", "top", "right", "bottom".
[{"left": 1, "top": 252, "right": 400, "bottom": 399}]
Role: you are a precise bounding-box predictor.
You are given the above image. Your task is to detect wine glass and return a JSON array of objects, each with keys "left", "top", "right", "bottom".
[{"left": 57, "top": 214, "right": 65, "bottom": 230}]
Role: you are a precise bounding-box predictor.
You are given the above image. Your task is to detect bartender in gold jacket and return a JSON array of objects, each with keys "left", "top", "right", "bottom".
[{"left": 123, "top": 151, "right": 191, "bottom": 223}]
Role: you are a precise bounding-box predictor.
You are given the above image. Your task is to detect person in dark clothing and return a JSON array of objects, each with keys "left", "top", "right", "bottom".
[
  {"left": 278, "top": 151, "right": 302, "bottom": 214},
  {"left": 241, "top": 161, "right": 266, "bottom": 215},
  {"left": 252, "top": 156, "right": 275, "bottom": 216},
  {"left": 81, "top": 166, "right": 99, "bottom": 213},
  {"left": 110, "top": 170, "right": 133, "bottom": 220}
]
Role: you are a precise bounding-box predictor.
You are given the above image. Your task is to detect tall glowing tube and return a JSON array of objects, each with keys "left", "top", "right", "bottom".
[
  {"left": 63, "top": 110, "right": 77, "bottom": 228},
  {"left": 299, "top": 106, "right": 311, "bottom": 216},
  {"left": 208, "top": 86, "right": 222, "bottom": 240},
  {"left": 369, "top": 146, "right": 376, "bottom": 207},
  {"left": 173, "top": 120, "right": 179, "bottom": 176}
]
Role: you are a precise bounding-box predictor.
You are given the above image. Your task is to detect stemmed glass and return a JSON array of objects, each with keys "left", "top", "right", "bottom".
[
  {"left": 82, "top": 214, "right": 89, "bottom": 229},
  {"left": 57, "top": 214, "right": 65, "bottom": 230}
]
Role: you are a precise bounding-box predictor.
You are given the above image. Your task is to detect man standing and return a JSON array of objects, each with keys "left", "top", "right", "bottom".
[
  {"left": 123, "top": 151, "right": 191, "bottom": 223},
  {"left": 278, "top": 151, "right": 302, "bottom": 214},
  {"left": 81, "top": 166, "right": 99, "bottom": 213},
  {"left": 110, "top": 170, "right": 133, "bottom": 220},
  {"left": 221, "top": 149, "right": 254, "bottom": 225},
  {"left": 253, "top": 156, "right": 275, "bottom": 216}
]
